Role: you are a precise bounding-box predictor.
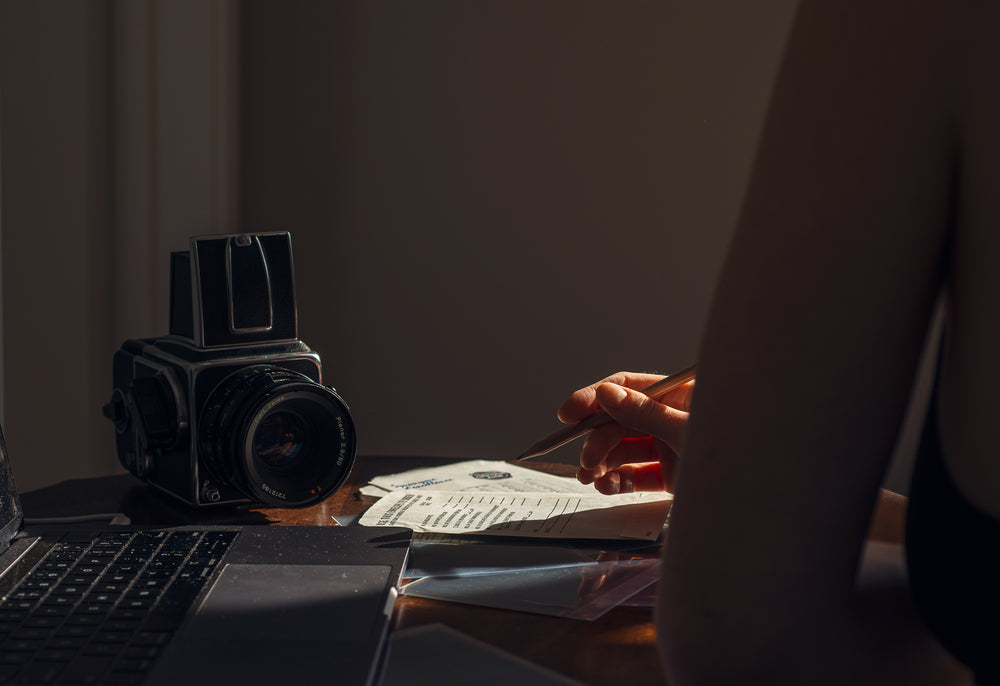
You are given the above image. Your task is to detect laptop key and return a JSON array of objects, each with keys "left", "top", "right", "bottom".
[
  {"left": 8, "top": 629, "right": 49, "bottom": 642},
  {"left": 2, "top": 604, "right": 34, "bottom": 614},
  {"left": 58, "top": 655, "right": 112, "bottom": 683},
  {"left": 92, "top": 583, "right": 126, "bottom": 594},
  {"left": 45, "top": 639, "right": 83, "bottom": 652},
  {"left": 88, "top": 633, "right": 131, "bottom": 646},
  {"left": 70, "top": 607, "right": 109, "bottom": 619},
  {"left": 40, "top": 597, "right": 76, "bottom": 609},
  {"left": 46, "top": 586, "right": 85, "bottom": 598},
  {"left": 79, "top": 643, "right": 119, "bottom": 657},
  {"left": 0, "top": 653, "right": 31, "bottom": 665},
  {"left": 15, "top": 659, "right": 64, "bottom": 683},
  {"left": 109, "top": 658, "right": 152, "bottom": 674},
  {"left": 129, "top": 632, "right": 170, "bottom": 647},
  {"left": 105, "top": 610, "right": 143, "bottom": 623},
  {"left": 36, "top": 649, "right": 76, "bottom": 663},
  {"left": 57, "top": 617, "right": 100, "bottom": 630},
  {"left": 119, "top": 646, "right": 158, "bottom": 660},
  {"left": 100, "top": 621, "right": 140, "bottom": 635},
  {"left": 65, "top": 567, "right": 99, "bottom": 579}
]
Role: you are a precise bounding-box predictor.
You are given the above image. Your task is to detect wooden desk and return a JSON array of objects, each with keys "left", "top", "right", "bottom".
[{"left": 19, "top": 456, "right": 666, "bottom": 686}]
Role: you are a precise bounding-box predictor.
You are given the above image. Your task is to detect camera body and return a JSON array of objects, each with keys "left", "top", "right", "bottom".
[{"left": 104, "top": 232, "right": 356, "bottom": 508}]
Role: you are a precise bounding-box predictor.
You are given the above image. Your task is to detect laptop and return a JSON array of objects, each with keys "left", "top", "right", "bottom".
[{"left": 0, "top": 423, "right": 411, "bottom": 685}]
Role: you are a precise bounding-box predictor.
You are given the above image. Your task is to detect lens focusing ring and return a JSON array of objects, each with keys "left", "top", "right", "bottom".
[{"left": 199, "top": 365, "right": 356, "bottom": 507}]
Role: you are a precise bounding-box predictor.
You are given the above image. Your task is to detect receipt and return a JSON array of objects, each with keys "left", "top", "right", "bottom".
[{"left": 358, "top": 490, "right": 671, "bottom": 541}]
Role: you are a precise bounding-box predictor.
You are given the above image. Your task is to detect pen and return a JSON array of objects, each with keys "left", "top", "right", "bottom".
[{"left": 515, "top": 362, "right": 697, "bottom": 462}]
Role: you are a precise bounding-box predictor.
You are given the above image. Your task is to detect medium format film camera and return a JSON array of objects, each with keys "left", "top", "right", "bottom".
[{"left": 104, "top": 232, "right": 356, "bottom": 508}]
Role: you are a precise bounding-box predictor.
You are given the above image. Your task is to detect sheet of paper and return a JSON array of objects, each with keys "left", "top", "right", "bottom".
[
  {"left": 401, "top": 558, "right": 661, "bottom": 621},
  {"left": 366, "top": 459, "right": 595, "bottom": 498},
  {"left": 358, "top": 490, "right": 671, "bottom": 541},
  {"left": 403, "top": 539, "right": 593, "bottom": 579}
]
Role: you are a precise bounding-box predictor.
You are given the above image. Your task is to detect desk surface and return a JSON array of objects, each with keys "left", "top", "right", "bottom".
[{"left": 20, "top": 456, "right": 666, "bottom": 686}]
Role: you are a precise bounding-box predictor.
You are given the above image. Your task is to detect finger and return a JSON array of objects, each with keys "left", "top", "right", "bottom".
[
  {"left": 558, "top": 375, "right": 693, "bottom": 426},
  {"left": 577, "top": 466, "right": 599, "bottom": 485},
  {"left": 653, "top": 379, "right": 696, "bottom": 412},
  {"left": 578, "top": 422, "right": 631, "bottom": 472},
  {"left": 599, "top": 436, "right": 661, "bottom": 471},
  {"left": 578, "top": 423, "right": 657, "bottom": 473},
  {"left": 603, "top": 438, "right": 679, "bottom": 478},
  {"left": 594, "top": 462, "right": 665, "bottom": 495},
  {"left": 594, "top": 383, "right": 688, "bottom": 454},
  {"left": 577, "top": 439, "right": 677, "bottom": 487},
  {"left": 557, "top": 371, "right": 667, "bottom": 424}
]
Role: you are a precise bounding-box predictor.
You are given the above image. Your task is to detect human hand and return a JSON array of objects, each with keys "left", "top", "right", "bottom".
[{"left": 557, "top": 372, "right": 693, "bottom": 495}]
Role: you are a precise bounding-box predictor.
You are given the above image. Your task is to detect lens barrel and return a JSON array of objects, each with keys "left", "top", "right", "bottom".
[{"left": 199, "top": 365, "right": 356, "bottom": 507}]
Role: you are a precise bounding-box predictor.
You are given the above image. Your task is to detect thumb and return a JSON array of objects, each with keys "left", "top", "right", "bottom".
[{"left": 595, "top": 383, "right": 687, "bottom": 453}]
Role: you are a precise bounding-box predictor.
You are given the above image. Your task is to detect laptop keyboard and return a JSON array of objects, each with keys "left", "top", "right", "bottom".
[{"left": 0, "top": 530, "right": 235, "bottom": 684}]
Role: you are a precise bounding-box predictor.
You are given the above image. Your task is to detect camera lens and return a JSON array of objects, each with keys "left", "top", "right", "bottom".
[
  {"left": 199, "top": 365, "right": 356, "bottom": 508},
  {"left": 253, "top": 410, "right": 308, "bottom": 471}
]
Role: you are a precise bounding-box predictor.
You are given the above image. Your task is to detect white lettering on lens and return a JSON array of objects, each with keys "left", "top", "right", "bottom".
[{"left": 261, "top": 483, "right": 287, "bottom": 499}]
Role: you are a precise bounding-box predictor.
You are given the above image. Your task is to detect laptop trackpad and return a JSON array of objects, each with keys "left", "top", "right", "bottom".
[{"left": 146, "top": 564, "right": 393, "bottom": 685}]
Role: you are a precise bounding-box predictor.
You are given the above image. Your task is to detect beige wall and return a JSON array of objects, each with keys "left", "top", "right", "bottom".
[{"left": 3, "top": 1, "right": 920, "bottom": 495}]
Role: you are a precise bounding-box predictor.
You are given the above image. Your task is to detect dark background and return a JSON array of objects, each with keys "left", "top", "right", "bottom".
[{"left": 4, "top": 1, "right": 933, "bottom": 499}]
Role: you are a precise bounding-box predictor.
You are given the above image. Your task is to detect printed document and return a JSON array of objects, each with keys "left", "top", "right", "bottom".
[
  {"left": 360, "top": 459, "right": 595, "bottom": 500},
  {"left": 358, "top": 490, "right": 671, "bottom": 541}
]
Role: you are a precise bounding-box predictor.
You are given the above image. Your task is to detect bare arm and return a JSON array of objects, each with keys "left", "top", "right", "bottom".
[{"left": 657, "top": 1, "right": 967, "bottom": 683}]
